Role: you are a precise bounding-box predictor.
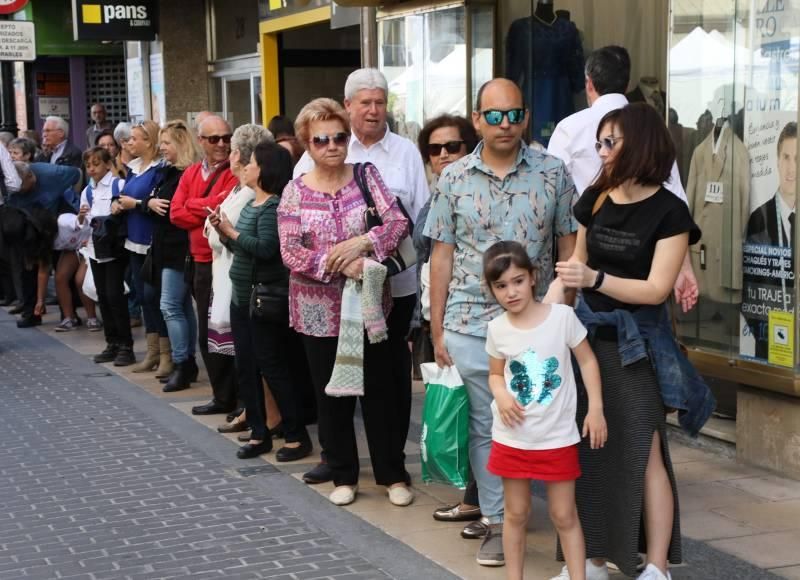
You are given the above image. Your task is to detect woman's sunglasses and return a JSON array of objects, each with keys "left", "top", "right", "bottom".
[
  {"left": 481, "top": 108, "right": 526, "bottom": 126},
  {"left": 311, "top": 132, "right": 349, "bottom": 148},
  {"left": 428, "top": 140, "right": 465, "bottom": 156},
  {"left": 594, "top": 136, "right": 623, "bottom": 152},
  {"left": 200, "top": 134, "right": 232, "bottom": 145}
]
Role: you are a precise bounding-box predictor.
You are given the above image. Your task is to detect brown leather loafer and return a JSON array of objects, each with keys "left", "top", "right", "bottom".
[
  {"left": 461, "top": 517, "right": 490, "bottom": 540},
  {"left": 433, "top": 503, "right": 482, "bottom": 522},
  {"left": 217, "top": 420, "right": 248, "bottom": 434}
]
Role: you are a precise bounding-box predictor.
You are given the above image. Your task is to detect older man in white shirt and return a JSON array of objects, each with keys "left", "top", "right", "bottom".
[
  {"left": 293, "top": 68, "right": 429, "bottom": 485},
  {"left": 548, "top": 45, "right": 697, "bottom": 311}
]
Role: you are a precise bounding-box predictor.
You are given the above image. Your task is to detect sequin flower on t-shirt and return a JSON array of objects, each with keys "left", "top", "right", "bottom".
[{"left": 508, "top": 350, "right": 562, "bottom": 406}]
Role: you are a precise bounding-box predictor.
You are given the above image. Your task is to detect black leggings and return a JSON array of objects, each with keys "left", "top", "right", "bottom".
[
  {"left": 302, "top": 328, "right": 410, "bottom": 487},
  {"left": 91, "top": 256, "right": 132, "bottom": 347}
]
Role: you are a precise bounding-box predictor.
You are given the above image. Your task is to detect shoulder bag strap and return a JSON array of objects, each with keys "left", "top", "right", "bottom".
[
  {"left": 592, "top": 190, "right": 610, "bottom": 216},
  {"left": 201, "top": 162, "right": 230, "bottom": 199}
]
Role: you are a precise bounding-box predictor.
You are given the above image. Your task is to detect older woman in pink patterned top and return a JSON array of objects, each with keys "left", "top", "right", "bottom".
[{"left": 278, "top": 98, "right": 412, "bottom": 508}]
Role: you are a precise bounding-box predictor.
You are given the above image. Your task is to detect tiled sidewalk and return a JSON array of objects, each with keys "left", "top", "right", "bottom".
[{"left": 25, "top": 307, "right": 800, "bottom": 579}]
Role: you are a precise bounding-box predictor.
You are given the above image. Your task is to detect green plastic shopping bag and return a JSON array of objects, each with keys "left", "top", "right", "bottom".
[{"left": 419, "top": 363, "right": 470, "bottom": 490}]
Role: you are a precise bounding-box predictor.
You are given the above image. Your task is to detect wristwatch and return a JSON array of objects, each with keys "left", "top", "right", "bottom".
[{"left": 591, "top": 270, "right": 605, "bottom": 290}]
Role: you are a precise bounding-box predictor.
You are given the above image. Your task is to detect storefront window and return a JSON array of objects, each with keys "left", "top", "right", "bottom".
[
  {"left": 379, "top": 3, "right": 494, "bottom": 141},
  {"left": 213, "top": 0, "right": 259, "bottom": 60},
  {"left": 670, "top": 0, "right": 800, "bottom": 370}
]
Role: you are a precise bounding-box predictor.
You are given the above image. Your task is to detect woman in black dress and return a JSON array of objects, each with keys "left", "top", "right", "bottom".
[{"left": 551, "top": 103, "right": 709, "bottom": 580}]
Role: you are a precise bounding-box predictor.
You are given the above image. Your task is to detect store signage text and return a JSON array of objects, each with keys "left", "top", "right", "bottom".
[
  {"left": 756, "top": 0, "right": 786, "bottom": 38},
  {"left": 71, "top": 0, "right": 158, "bottom": 41},
  {"left": 0, "top": 21, "right": 35, "bottom": 62}
]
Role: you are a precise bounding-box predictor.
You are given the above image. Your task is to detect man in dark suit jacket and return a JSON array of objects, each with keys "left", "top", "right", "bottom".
[{"left": 36, "top": 116, "right": 83, "bottom": 168}]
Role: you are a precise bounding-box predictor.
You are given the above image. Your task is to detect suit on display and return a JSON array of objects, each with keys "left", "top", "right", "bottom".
[
  {"left": 505, "top": 6, "right": 584, "bottom": 146},
  {"left": 685, "top": 122, "right": 750, "bottom": 305}
]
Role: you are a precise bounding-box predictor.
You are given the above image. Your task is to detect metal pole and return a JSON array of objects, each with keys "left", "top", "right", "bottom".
[{"left": 360, "top": 7, "right": 377, "bottom": 69}]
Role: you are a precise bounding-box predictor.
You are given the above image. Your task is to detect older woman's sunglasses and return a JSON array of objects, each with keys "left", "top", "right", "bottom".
[
  {"left": 201, "top": 134, "right": 232, "bottom": 145},
  {"left": 481, "top": 108, "right": 526, "bottom": 126},
  {"left": 428, "top": 140, "right": 465, "bottom": 156},
  {"left": 311, "top": 132, "right": 349, "bottom": 147}
]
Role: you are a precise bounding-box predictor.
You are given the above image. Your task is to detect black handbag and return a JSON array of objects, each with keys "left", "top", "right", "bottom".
[
  {"left": 353, "top": 162, "right": 417, "bottom": 277},
  {"left": 140, "top": 248, "right": 155, "bottom": 286},
  {"left": 249, "top": 282, "right": 289, "bottom": 324}
]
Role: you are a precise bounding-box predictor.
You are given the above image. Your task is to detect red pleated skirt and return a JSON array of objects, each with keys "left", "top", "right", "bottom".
[{"left": 487, "top": 441, "right": 581, "bottom": 481}]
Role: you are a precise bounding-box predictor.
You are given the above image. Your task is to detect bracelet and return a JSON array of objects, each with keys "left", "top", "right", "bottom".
[{"left": 590, "top": 270, "right": 605, "bottom": 290}]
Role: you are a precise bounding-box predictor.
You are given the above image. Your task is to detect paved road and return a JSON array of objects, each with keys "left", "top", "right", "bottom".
[
  {"left": 0, "top": 314, "right": 784, "bottom": 580},
  {"left": 0, "top": 319, "right": 457, "bottom": 580}
]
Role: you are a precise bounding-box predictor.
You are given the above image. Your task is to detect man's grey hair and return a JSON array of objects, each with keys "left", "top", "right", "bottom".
[
  {"left": 344, "top": 68, "right": 388, "bottom": 101},
  {"left": 45, "top": 115, "right": 69, "bottom": 135},
  {"left": 231, "top": 124, "right": 273, "bottom": 164},
  {"left": 0, "top": 132, "right": 14, "bottom": 147},
  {"left": 114, "top": 122, "right": 132, "bottom": 143}
]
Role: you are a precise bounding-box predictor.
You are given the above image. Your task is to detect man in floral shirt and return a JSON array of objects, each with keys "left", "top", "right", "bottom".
[{"left": 424, "top": 78, "right": 578, "bottom": 567}]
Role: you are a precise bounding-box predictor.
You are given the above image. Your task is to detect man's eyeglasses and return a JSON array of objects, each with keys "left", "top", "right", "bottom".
[
  {"left": 311, "top": 132, "right": 349, "bottom": 148},
  {"left": 594, "top": 136, "right": 623, "bottom": 152},
  {"left": 428, "top": 140, "right": 465, "bottom": 156},
  {"left": 480, "top": 109, "right": 526, "bottom": 126},
  {"left": 200, "top": 134, "right": 232, "bottom": 145}
]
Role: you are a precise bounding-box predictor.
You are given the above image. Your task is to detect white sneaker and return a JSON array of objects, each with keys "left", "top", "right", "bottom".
[
  {"left": 639, "top": 563, "right": 671, "bottom": 580},
  {"left": 387, "top": 484, "right": 414, "bottom": 506},
  {"left": 329, "top": 485, "right": 358, "bottom": 506},
  {"left": 550, "top": 560, "right": 610, "bottom": 580}
]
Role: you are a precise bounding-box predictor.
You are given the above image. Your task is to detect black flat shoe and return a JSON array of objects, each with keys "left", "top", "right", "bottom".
[
  {"left": 113, "top": 346, "right": 136, "bottom": 366},
  {"left": 270, "top": 423, "right": 285, "bottom": 439},
  {"left": 16, "top": 316, "right": 41, "bottom": 328},
  {"left": 93, "top": 344, "right": 119, "bottom": 363},
  {"left": 8, "top": 304, "right": 24, "bottom": 315},
  {"left": 236, "top": 440, "right": 273, "bottom": 459},
  {"left": 276, "top": 441, "right": 313, "bottom": 463},
  {"left": 302, "top": 461, "right": 333, "bottom": 484},
  {"left": 192, "top": 401, "right": 235, "bottom": 415}
]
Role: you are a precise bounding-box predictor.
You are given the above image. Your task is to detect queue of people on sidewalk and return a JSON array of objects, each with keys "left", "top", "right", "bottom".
[{"left": 0, "top": 44, "right": 718, "bottom": 580}]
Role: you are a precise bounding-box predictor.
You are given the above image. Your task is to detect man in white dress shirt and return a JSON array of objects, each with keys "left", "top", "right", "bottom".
[
  {"left": 548, "top": 46, "right": 698, "bottom": 312},
  {"left": 293, "top": 68, "right": 429, "bottom": 485}
]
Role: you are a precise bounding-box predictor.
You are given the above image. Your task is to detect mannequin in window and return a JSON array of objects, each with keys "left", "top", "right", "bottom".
[
  {"left": 685, "top": 113, "right": 750, "bottom": 331},
  {"left": 505, "top": 0, "right": 584, "bottom": 145},
  {"left": 535, "top": 0, "right": 554, "bottom": 21},
  {"left": 742, "top": 122, "right": 796, "bottom": 359},
  {"left": 627, "top": 76, "right": 667, "bottom": 119}
]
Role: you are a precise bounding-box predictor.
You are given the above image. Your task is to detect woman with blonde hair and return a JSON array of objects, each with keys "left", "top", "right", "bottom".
[
  {"left": 278, "top": 98, "right": 412, "bottom": 507},
  {"left": 113, "top": 120, "right": 166, "bottom": 369},
  {"left": 148, "top": 121, "right": 202, "bottom": 391}
]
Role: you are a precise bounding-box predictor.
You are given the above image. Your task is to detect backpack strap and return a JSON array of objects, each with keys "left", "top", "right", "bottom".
[{"left": 85, "top": 184, "right": 94, "bottom": 207}]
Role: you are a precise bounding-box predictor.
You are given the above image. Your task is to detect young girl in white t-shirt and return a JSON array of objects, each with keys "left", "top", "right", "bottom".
[{"left": 483, "top": 241, "right": 607, "bottom": 580}]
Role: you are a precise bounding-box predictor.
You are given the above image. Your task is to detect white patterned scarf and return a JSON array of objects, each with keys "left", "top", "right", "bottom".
[{"left": 325, "top": 259, "right": 387, "bottom": 397}]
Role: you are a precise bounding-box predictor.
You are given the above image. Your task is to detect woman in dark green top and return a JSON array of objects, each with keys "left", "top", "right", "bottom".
[{"left": 210, "top": 141, "right": 312, "bottom": 461}]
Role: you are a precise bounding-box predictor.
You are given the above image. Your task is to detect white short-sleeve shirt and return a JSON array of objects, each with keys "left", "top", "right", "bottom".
[{"left": 485, "top": 304, "right": 588, "bottom": 451}]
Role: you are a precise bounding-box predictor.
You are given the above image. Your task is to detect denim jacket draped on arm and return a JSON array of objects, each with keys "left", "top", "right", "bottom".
[{"left": 575, "top": 298, "right": 716, "bottom": 437}]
